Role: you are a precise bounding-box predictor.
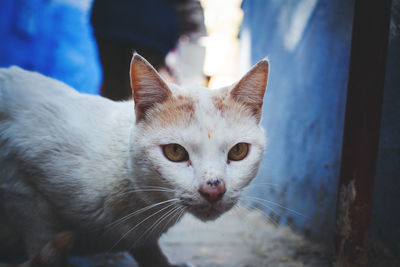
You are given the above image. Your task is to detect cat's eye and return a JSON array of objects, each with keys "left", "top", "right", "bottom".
[
  {"left": 162, "top": 144, "right": 189, "bottom": 162},
  {"left": 228, "top": 143, "right": 249, "bottom": 161}
]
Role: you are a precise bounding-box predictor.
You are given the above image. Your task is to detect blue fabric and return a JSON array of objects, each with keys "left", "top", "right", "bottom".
[{"left": 0, "top": 0, "right": 102, "bottom": 94}]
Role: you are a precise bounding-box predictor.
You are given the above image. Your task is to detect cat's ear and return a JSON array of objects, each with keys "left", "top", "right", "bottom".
[
  {"left": 130, "top": 53, "right": 172, "bottom": 122},
  {"left": 230, "top": 59, "right": 269, "bottom": 123}
]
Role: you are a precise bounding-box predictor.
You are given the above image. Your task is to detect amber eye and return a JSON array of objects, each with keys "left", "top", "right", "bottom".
[
  {"left": 162, "top": 144, "right": 189, "bottom": 162},
  {"left": 228, "top": 143, "right": 249, "bottom": 161}
]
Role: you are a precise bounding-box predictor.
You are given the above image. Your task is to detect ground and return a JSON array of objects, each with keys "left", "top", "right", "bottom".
[
  {"left": 160, "top": 208, "right": 330, "bottom": 267},
  {"left": 70, "top": 208, "right": 330, "bottom": 267}
]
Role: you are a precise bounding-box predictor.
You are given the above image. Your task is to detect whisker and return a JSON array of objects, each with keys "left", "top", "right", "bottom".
[
  {"left": 108, "top": 202, "right": 178, "bottom": 252},
  {"left": 117, "top": 186, "right": 176, "bottom": 196},
  {"left": 117, "top": 189, "right": 175, "bottom": 195},
  {"left": 163, "top": 206, "right": 186, "bottom": 231},
  {"left": 106, "top": 198, "right": 179, "bottom": 230},
  {"left": 236, "top": 204, "right": 280, "bottom": 227},
  {"left": 251, "top": 205, "right": 280, "bottom": 227},
  {"left": 241, "top": 195, "right": 308, "bottom": 218},
  {"left": 247, "top": 182, "right": 283, "bottom": 190},
  {"left": 239, "top": 198, "right": 282, "bottom": 224},
  {"left": 153, "top": 206, "right": 182, "bottom": 234},
  {"left": 135, "top": 186, "right": 176, "bottom": 192},
  {"left": 232, "top": 206, "right": 253, "bottom": 231},
  {"left": 155, "top": 206, "right": 186, "bottom": 239},
  {"left": 143, "top": 207, "right": 179, "bottom": 240},
  {"left": 174, "top": 206, "right": 186, "bottom": 227},
  {"left": 133, "top": 206, "right": 181, "bottom": 247}
]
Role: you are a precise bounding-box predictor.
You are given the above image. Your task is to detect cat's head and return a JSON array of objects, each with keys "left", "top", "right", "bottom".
[{"left": 129, "top": 54, "right": 268, "bottom": 221}]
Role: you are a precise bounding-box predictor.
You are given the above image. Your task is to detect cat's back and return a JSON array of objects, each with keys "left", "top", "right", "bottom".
[
  {"left": 0, "top": 66, "right": 109, "bottom": 113},
  {"left": 0, "top": 66, "right": 85, "bottom": 120},
  {"left": 0, "top": 66, "right": 71, "bottom": 102},
  {"left": 0, "top": 65, "right": 125, "bottom": 125},
  {"left": 0, "top": 66, "right": 132, "bottom": 163}
]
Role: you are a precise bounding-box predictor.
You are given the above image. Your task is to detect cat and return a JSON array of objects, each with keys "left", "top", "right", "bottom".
[
  {"left": 0, "top": 232, "right": 74, "bottom": 267},
  {"left": 0, "top": 53, "right": 269, "bottom": 267}
]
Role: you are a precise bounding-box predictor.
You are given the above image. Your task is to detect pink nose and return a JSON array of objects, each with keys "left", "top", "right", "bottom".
[{"left": 198, "top": 179, "right": 226, "bottom": 204}]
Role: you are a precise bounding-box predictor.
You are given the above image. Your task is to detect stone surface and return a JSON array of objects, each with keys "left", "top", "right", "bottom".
[{"left": 160, "top": 208, "right": 330, "bottom": 267}]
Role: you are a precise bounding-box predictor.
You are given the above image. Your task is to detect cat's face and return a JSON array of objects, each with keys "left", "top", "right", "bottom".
[{"left": 129, "top": 54, "right": 268, "bottom": 221}]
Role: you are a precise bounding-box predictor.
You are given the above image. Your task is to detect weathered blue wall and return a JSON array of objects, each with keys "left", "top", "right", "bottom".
[
  {"left": 242, "top": 0, "right": 400, "bottom": 252},
  {"left": 241, "top": 0, "right": 354, "bottom": 243}
]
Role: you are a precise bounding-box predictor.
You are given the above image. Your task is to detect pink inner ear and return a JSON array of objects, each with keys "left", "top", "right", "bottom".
[
  {"left": 230, "top": 60, "right": 269, "bottom": 122},
  {"left": 130, "top": 54, "right": 171, "bottom": 122}
]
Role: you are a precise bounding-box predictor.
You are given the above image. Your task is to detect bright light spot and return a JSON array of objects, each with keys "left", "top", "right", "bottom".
[
  {"left": 238, "top": 26, "right": 251, "bottom": 78},
  {"left": 201, "top": 0, "right": 243, "bottom": 89},
  {"left": 282, "top": 0, "right": 318, "bottom": 51}
]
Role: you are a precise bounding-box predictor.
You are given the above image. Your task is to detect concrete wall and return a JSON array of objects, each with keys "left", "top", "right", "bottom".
[
  {"left": 240, "top": 0, "right": 353, "bottom": 243},
  {"left": 241, "top": 0, "right": 400, "bottom": 252}
]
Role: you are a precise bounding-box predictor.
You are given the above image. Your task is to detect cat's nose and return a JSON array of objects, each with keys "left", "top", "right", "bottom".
[{"left": 198, "top": 179, "right": 226, "bottom": 204}]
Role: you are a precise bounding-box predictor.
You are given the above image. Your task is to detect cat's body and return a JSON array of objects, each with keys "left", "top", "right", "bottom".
[{"left": 0, "top": 55, "right": 269, "bottom": 266}]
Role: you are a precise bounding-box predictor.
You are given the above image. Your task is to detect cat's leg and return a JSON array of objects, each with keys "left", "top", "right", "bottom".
[
  {"left": 130, "top": 242, "right": 171, "bottom": 267},
  {"left": 130, "top": 242, "right": 194, "bottom": 267},
  {"left": 27, "top": 231, "right": 74, "bottom": 267},
  {"left": 0, "top": 232, "right": 74, "bottom": 267},
  {"left": 5, "top": 205, "right": 55, "bottom": 257},
  {"left": 1, "top": 183, "right": 69, "bottom": 260}
]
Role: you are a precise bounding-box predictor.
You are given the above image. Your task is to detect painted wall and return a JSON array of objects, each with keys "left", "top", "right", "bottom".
[
  {"left": 240, "top": 0, "right": 354, "bottom": 243},
  {"left": 241, "top": 0, "right": 400, "bottom": 253}
]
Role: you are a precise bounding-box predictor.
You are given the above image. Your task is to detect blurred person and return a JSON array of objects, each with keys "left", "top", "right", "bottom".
[{"left": 91, "top": 0, "right": 205, "bottom": 100}]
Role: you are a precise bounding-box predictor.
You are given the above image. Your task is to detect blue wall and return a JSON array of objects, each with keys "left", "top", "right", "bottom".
[
  {"left": 241, "top": 0, "right": 354, "bottom": 243},
  {"left": 242, "top": 0, "right": 400, "bottom": 252}
]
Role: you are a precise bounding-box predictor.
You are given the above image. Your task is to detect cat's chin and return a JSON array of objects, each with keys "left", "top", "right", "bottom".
[
  {"left": 187, "top": 202, "right": 236, "bottom": 222},
  {"left": 190, "top": 209, "right": 223, "bottom": 222}
]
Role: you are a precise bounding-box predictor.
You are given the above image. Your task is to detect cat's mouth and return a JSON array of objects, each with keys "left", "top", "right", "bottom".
[{"left": 182, "top": 200, "right": 236, "bottom": 221}]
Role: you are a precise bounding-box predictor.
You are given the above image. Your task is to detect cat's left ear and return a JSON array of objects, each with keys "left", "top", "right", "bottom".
[
  {"left": 230, "top": 59, "right": 269, "bottom": 123},
  {"left": 130, "top": 53, "right": 172, "bottom": 122}
]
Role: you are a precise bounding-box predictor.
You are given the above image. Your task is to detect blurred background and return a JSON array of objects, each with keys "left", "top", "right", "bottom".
[{"left": 0, "top": 0, "right": 399, "bottom": 265}]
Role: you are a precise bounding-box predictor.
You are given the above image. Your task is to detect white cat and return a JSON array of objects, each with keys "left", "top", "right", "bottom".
[{"left": 0, "top": 54, "right": 269, "bottom": 266}]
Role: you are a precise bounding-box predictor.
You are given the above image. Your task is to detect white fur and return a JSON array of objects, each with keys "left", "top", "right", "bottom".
[{"left": 0, "top": 65, "right": 266, "bottom": 266}]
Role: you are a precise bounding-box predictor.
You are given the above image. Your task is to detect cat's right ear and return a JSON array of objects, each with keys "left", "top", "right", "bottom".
[{"left": 130, "top": 53, "right": 172, "bottom": 122}]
